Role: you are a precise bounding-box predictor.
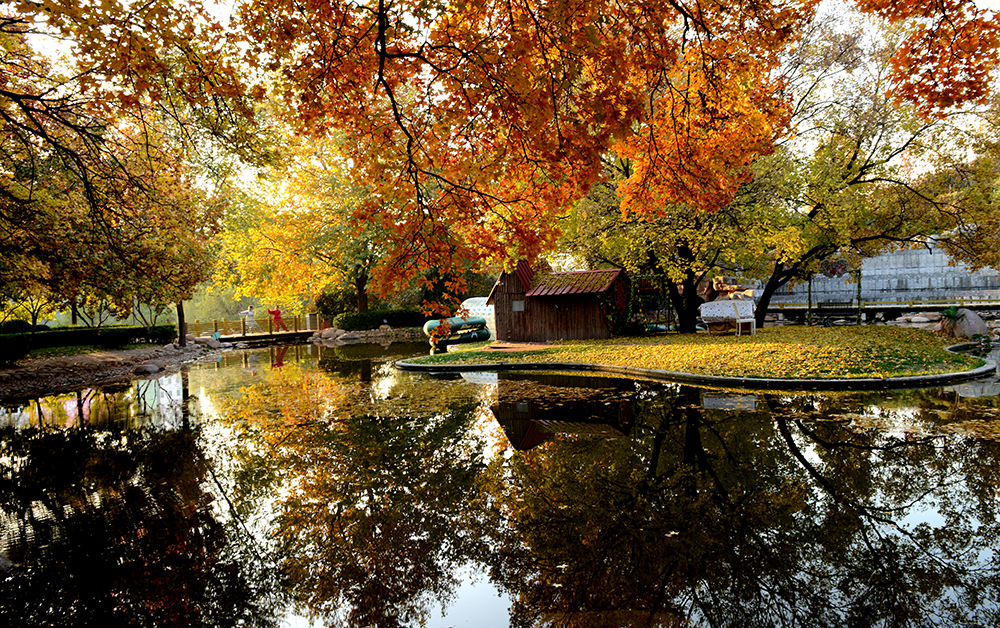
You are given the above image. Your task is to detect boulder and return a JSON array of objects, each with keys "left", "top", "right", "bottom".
[
  {"left": 321, "top": 327, "right": 344, "bottom": 340},
  {"left": 134, "top": 363, "right": 162, "bottom": 375},
  {"left": 952, "top": 308, "right": 989, "bottom": 339},
  {"left": 339, "top": 332, "right": 361, "bottom": 342},
  {"left": 0, "top": 553, "right": 16, "bottom": 575},
  {"left": 910, "top": 316, "right": 930, "bottom": 323}
]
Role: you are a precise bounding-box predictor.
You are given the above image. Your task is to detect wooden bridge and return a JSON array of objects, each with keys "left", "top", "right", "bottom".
[{"left": 184, "top": 314, "right": 317, "bottom": 341}]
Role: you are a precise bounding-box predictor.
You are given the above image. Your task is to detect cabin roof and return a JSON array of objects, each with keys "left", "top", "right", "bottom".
[
  {"left": 526, "top": 268, "right": 623, "bottom": 297},
  {"left": 486, "top": 262, "right": 624, "bottom": 304}
]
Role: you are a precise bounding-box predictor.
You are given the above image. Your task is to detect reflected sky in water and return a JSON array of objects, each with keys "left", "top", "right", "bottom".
[{"left": 3, "top": 341, "right": 1000, "bottom": 627}]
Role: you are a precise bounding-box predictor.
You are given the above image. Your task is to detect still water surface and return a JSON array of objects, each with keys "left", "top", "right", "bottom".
[{"left": 3, "top": 341, "right": 1000, "bottom": 627}]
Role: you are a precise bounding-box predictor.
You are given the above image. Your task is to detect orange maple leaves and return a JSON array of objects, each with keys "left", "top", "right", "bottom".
[
  {"left": 616, "top": 48, "right": 792, "bottom": 219},
  {"left": 854, "top": 0, "right": 1000, "bottom": 114}
]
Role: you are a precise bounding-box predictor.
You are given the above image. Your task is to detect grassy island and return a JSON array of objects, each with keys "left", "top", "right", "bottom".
[{"left": 409, "top": 326, "right": 986, "bottom": 380}]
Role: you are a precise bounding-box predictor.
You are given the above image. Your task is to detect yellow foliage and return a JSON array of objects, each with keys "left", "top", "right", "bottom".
[{"left": 419, "top": 326, "right": 982, "bottom": 380}]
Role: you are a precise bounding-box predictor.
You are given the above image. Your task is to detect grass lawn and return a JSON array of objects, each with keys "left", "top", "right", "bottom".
[{"left": 409, "top": 326, "right": 987, "bottom": 380}]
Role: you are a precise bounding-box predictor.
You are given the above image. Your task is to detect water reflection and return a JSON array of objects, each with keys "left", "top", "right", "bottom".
[{"left": 2, "top": 344, "right": 1000, "bottom": 627}]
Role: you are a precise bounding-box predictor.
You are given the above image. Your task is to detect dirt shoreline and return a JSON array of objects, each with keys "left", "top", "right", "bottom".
[{"left": 0, "top": 344, "right": 217, "bottom": 404}]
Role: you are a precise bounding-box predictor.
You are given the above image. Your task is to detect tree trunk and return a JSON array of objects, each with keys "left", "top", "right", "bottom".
[
  {"left": 667, "top": 273, "right": 704, "bottom": 333},
  {"left": 355, "top": 271, "right": 369, "bottom": 313},
  {"left": 176, "top": 301, "right": 187, "bottom": 347},
  {"left": 754, "top": 264, "right": 799, "bottom": 328}
]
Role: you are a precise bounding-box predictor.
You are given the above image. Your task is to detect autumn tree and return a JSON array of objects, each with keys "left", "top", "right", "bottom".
[
  {"left": 563, "top": 10, "right": 1000, "bottom": 332},
  {"left": 216, "top": 127, "right": 389, "bottom": 315},
  {"left": 1, "top": 2, "right": 256, "bottom": 327},
  {"left": 232, "top": 0, "right": 999, "bottom": 315},
  {"left": 914, "top": 104, "right": 1000, "bottom": 275},
  {"left": 561, "top": 159, "right": 764, "bottom": 332},
  {"left": 745, "top": 19, "right": 1000, "bottom": 326},
  {"left": 6, "top": 0, "right": 998, "bottom": 321}
]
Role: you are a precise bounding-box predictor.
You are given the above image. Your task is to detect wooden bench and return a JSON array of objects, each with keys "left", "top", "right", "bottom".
[{"left": 699, "top": 299, "right": 756, "bottom": 336}]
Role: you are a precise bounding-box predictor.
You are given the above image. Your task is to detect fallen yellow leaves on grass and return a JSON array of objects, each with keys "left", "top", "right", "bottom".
[{"left": 413, "top": 326, "right": 984, "bottom": 380}]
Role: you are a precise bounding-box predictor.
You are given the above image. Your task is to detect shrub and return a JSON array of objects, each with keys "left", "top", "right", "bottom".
[
  {"left": 0, "top": 319, "right": 45, "bottom": 334},
  {"left": 95, "top": 327, "right": 136, "bottom": 348},
  {"left": 0, "top": 333, "right": 29, "bottom": 366},
  {"left": 5, "top": 324, "right": 178, "bottom": 351},
  {"left": 314, "top": 288, "right": 357, "bottom": 319},
  {"left": 145, "top": 325, "right": 177, "bottom": 344},
  {"left": 332, "top": 308, "right": 426, "bottom": 331}
]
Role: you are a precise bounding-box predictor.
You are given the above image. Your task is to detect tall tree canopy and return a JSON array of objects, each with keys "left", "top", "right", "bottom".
[
  {"left": 4, "top": 0, "right": 999, "bottom": 318},
  {"left": 1, "top": 0, "right": 256, "bottom": 318},
  {"left": 561, "top": 8, "right": 1000, "bottom": 331},
  {"left": 234, "top": 0, "right": 999, "bottom": 303}
]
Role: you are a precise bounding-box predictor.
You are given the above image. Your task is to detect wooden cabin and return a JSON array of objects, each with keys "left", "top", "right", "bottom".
[{"left": 486, "top": 259, "right": 631, "bottom": 343}]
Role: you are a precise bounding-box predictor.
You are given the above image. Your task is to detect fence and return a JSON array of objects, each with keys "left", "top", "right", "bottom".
[{"left": 769, "top": 298, "right": 1000, "bottom": 313}]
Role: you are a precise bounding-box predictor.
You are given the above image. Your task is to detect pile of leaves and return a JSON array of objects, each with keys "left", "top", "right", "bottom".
[{"left": 414, "top": 326, "right": 984, "bottom": 380}]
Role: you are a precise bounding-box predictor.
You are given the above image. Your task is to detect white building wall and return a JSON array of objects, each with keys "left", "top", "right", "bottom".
[{"left": 765, "top": 243, "right": 1000, "bottom": 306}]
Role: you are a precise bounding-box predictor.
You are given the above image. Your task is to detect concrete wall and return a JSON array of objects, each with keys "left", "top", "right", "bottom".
[{"left": 764, "top": 243, "right": 1000, "bottom": 307}]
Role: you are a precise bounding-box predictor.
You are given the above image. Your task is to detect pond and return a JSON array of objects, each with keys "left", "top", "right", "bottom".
[{"left": 3, "top": 341, "right": 1000, "bottom": 627}]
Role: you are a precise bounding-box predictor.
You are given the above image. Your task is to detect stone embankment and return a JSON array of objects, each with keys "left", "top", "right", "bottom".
[
  {"left": 0, "top": 342, "right": 217, "bottom": 402},
  {"left": 309, "top": 324, "right": 421, "bottom": 347},
  {"left": 878, "top": 309, "right": 997, "bottom": 337},
  {"left": 769, "top": 309, "right": 1000, "bottom": 337}
]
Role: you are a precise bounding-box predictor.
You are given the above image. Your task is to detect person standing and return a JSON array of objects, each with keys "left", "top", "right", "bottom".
[
  {"left": 239, "top": 305, "right": 263, "bottom": 332},
  {"left": 267, "top": 306, "right": 290, "bottom": 332}
]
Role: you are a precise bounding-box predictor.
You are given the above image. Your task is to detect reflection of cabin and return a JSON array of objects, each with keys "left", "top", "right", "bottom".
[
  {"left": 490, "top": 375, "right": 633, "bottom": 451},
  {"left": 490, "top": 375, "right": 634, "bottom": 450},
  {"left": 486, "top": 259, "right": 631, "bottom": 343}
]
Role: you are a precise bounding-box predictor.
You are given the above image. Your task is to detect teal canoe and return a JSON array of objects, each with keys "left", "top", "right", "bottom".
[
  {"left": 430, "top": 327, "right": 492, "bottom": 350},
  {"left": 422, "top": 316, "right": 487, "bottom": 337}
]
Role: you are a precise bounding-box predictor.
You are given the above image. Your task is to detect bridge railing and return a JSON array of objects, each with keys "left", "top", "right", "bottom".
[{"left": 185, "top": 314, "right": 318, "bottom": 337}]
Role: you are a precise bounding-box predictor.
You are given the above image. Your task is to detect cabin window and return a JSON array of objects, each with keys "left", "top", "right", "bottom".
[{"left": 512, "top": 300, "right": 525, "bottom": 312}]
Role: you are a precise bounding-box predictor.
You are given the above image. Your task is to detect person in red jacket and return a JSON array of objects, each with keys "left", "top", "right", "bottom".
[{"left": 267, "top": 306, "right": 290, "bottom": 331}]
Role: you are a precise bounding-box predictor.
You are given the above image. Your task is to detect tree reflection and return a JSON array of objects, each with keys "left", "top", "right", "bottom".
[
  {"left": 0, "top": 425, "right": 283, "bottom": 627},
  {"left": 221, "top": 362, "right": 491, "bottom": 627},
  {"left": 478, "top": 382, "right": 1000, "bottom": 627}
]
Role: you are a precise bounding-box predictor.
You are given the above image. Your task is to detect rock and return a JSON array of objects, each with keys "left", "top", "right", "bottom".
[
  {"left": 952, "top": 308, "right": 989, "bottom": 339},
  {"left": 379, "top": 324, "right": 391, "bottom": 332},
  {"left": 0, "top": 553, "right": 16, "bottom": 575},
  {"left": 186, "top": 333, "right": 197, "bottom": 341},
  {"left": 205, "top": 338, "right": 222, "bottom": 349},
  {"left": 910, "top": 316, "right": 930, "bottom": 323},
  {"left": 339, "top": 332, "right": 361, "bottom": 341},
  {"left": 134, "top": 363, "right": 162, "bottom": 375},
  {"left": 193, "top": 336, "right": 211, "bottom": 344},
  {"left": 320, "top": 328, "right": 344, "bottom": 339}
]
